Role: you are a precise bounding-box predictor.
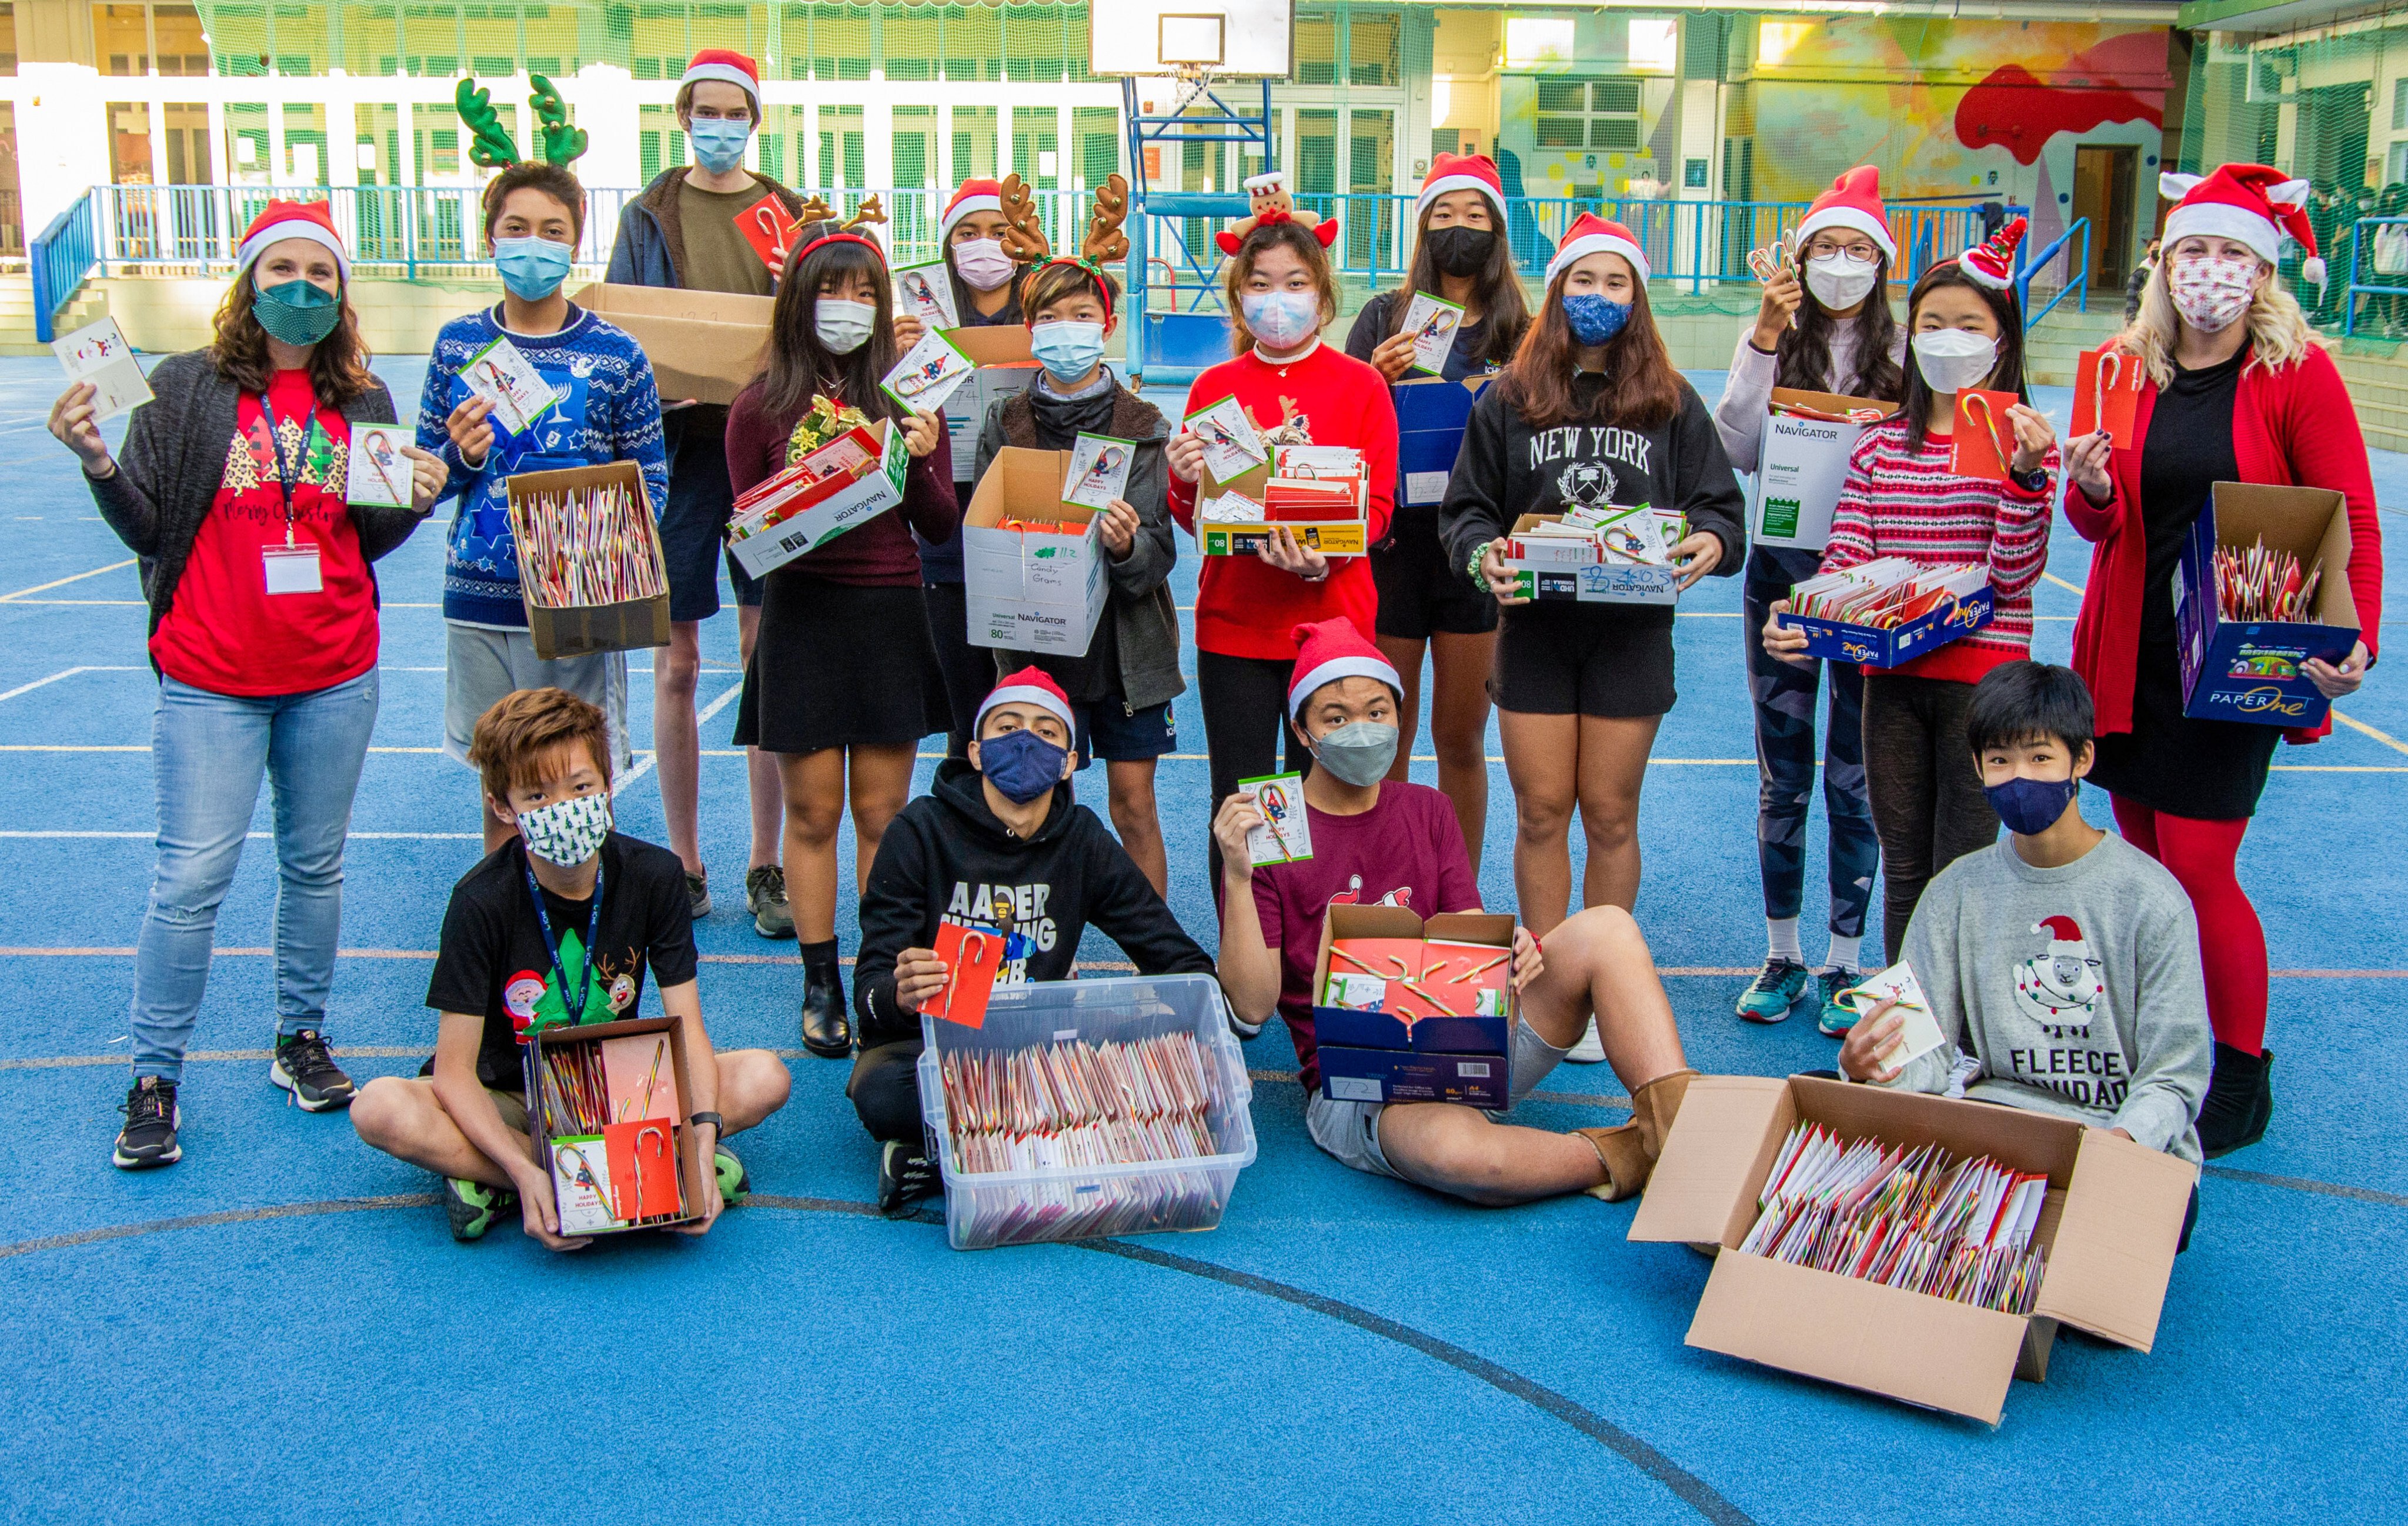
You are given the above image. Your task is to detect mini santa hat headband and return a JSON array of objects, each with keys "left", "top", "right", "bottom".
[
  {"left": 1545, "top": 213, "right": 1650, "bottom": 288},
  {"left": 1287, "top": 619, "right": 1402, "bottom": 720},
  {"left": 2160, "top": 163, "right": 2323, "bottom": 283},
  {"left": 680, "top": 48, "right": 761, "bottom": 109},
  {"left": 236, "top": 199, "right": 349, "bottom": 279},
  {"left": 1954, "top": 216, "right": 2028, "bottom": 291},
  {"left": 977, "top": 667, "right": 1074, "bottom": 735},
  {"left": 1417, "top": 153, "right": 1505, "bottom": 221},
  {"left": 1795, "top": 166, "right": 1896, "bottom": 262}
]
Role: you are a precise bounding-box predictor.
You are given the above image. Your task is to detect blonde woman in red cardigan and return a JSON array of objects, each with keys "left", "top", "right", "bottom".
[{"left": 2062, "top": 165, "right": 2383, "bottom": 1157}]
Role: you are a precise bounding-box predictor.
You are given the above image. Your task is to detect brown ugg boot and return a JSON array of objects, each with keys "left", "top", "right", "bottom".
[{"left": 1575, "top": 1068, "right": 1699, "bottom": 1201}]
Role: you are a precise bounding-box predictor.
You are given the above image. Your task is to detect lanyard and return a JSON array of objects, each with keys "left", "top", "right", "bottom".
[
  {"left": 523, "top": 852, "right": 605, "bottom": 1027},
  {"left": 258, "top": 393, "right": 321, "bottom": 547}
]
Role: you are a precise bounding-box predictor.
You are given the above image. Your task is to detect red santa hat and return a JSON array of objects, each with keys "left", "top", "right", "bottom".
[
  {"left": 1545, "top": 212, "right": 1650, "bottom": 288},
  {"left": 1956, "top": 216, "right": 2028, "bottom": 290},
  {"left": 2033, "top": 916, "right": 2091, "bottom": 957},
  {"left": 1417, "top": 153, "right": 1505, "bottom": 222},
  {"left": 680, "top": 48, "right": 761, "bottom": 111},
  {"left": 1795, "top": 166, "right": 1896, "bottom": 263},
  {"left": 236, "top": 199, "right": 348, "bottom": 279},
  {"left": 1288, "top": 618, "right": 1402, "bottom": 720},
  {"left": 2161, "top": 163, "right": 2323, "bottom": 286},
  {"left": 976, "top": 666, "right": 1074, "bottom": 736},
  {"left": 940, "top": 179, "right": 1005, "bottom": 241}
]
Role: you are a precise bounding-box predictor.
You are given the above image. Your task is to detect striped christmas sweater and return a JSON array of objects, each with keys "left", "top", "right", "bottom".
[
  {"left": 416, "top": 303, "right": 669, "bottom": 628},
  {"left": 1819, "top": 414, "right": 2057, "bottom": 683}
]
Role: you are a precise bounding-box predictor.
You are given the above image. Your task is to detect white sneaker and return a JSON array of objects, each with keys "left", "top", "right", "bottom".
[{"left": 1564, "top": 1018, "right": 1607, "bottom": 1064}]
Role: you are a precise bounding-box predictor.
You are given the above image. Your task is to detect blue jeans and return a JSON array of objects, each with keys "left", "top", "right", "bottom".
[{"left": 130, "top": 670, "right": 380, "bottom": 1082}]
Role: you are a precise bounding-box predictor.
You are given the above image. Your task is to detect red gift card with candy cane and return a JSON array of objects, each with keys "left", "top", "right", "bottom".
[
  {"left": 2070, "top": 345, "right": 2142, "bottom": 448},
  {"left": 1949, "top": 388, "right": 2022, "bottom": 483},
  {"left": 735, "top": 193, "right": 805, "bottom": 273},
  {"left": 925, "top": 921, "right": 1006, "bottom": 1029},
  {"left": 603, "top": 1117, "right": 685, "bottom": 1220}
]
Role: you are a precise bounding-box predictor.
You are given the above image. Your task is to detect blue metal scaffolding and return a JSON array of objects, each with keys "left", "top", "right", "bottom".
[{"left": 1119, "top": 75, "right": 1275, "bottom": 388}]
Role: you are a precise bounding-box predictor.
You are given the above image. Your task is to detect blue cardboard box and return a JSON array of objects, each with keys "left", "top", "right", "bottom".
[
  {"left": 1317, "top": 1047, "right": 1510, "bottom": 1110},
  {"left": 1782, "top": 583, "right": 1995, "bottom": 669},
  {"left": 1312, "top": 904, "right": 1517, "bottom": 1109},
  {"left": 1394, "top": 374, "right": 1489, "bottom": 508},
  {"left": 2175, "top": 483, "right": 2360, "bottom": 729}
]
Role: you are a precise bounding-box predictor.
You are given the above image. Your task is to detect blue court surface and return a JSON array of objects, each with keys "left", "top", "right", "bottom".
[{"left": 1, "top": 353, "right": 2401, "bottom": 1525}]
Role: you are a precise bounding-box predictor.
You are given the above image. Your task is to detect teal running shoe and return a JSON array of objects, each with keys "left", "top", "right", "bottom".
[
  {"left": 443, "top": 1176, "right": 514, "bottom": 1242},
  {"left": 1816, "top": 968, "right": 1865, "bottom": 1037},
  {"left": 1735, "top": 957, "right": 1811, "bottom": 1024}
]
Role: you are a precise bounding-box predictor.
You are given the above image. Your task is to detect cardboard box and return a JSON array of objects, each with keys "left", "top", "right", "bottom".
[
  {"left": 1782, "top": 583, "right": 1996, "bottom": 668},
  {"left": 503, "top": 461, "right": 672, "bottom": 660},
  {"left": 2175, "top": 482, "right": 2362, "bottom": 729},
  {"left": 1394, "top": 373, "right": 1489, "bottom": 508},
  {"left": 1195, "top": 459, "right": 1370, "bottom": 557},
  {"left": 1630, "top": 1075, "right": 2197, "bottom": 1425},
  {"left": 1310, "top": 905, "right": 1516, "bottom": 1109},
  {"left": 1752, "top": 388, "right": 1898, "bottom": 550},
  {"left": 726, "top": 418, "right": 911, "bottom": 579},
  {"left": 961, "top": 445, "right": 1110, "bottom": 657},
  {"left": 1501, "top": 512, "right": 1682, "bottom": 606},
  {"left": 524, "top": 1015, "right": 713, "bottom": 1237},
  {"left": 1317, "top": 1047, "right": 1510, "bottom": 1109},
  {"left": 940, "top": 336, "right": 1041, "bottom": 479},
  {"left": 569, "top": 283, "right": 773, "bottom": 408}
]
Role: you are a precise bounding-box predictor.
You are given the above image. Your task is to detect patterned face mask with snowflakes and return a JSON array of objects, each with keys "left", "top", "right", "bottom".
[
  {"left": 516, "top": 792, "right": 612, "bottom": 867},
  {"left": 2168, "top": 253, "right": 2260, "bottom": 334}
]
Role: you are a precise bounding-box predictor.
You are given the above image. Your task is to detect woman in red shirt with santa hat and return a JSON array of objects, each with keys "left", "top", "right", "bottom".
[{"left": 2061, "top": 162, "right": 2384, "bottom": 1156}]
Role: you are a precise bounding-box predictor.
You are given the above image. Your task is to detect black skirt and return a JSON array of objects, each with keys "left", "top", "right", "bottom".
[
  {"left": 2088, "top": 633, "right": 2279, "bottom": 820},
  {"left": 734, "top": 577, "right": 951, "bottom": 754}
]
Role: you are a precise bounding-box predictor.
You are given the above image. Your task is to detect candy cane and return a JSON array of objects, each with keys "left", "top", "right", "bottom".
[{"left": 1959, "top": 392, "right": 2015, "bottom": 472}]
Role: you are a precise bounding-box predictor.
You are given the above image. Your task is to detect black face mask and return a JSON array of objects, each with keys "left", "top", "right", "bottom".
[{"left": 1425, "top": 225, "right": 1498, "bottom": 279}]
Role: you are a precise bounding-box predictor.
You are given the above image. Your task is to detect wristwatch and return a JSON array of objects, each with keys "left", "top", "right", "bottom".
[
  {"left": 689, "top": 1111, "right": 724, "bottom": 1135},
  {"left": 2011, "top": 465, "right": 2050, "bottom": 494}
]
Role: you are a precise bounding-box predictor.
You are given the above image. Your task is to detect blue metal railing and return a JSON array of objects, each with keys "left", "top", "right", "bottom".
[
  {"left": 30, "top": 191, "right": 102, "bottom": 343},
  {"left": 2015, "top": 218, "right": 2089, "bottom": 330},
  {"left": 2341, "top": 216, "right": 2408, "bottom": 336}
]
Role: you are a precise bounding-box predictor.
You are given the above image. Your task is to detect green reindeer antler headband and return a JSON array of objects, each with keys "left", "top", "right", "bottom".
[{"left": 455, "top": 75, "right": 588, "bottom": 168}]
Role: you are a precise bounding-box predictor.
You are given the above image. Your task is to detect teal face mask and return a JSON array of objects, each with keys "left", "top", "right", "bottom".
[
  {"left": 253, "top": 278, "right": 342, "bottom": 346},
  {"left": 494, "top": 235, "right": 576, "bottom": 301}
]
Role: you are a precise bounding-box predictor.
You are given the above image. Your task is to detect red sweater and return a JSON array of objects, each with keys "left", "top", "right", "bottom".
[
  {"left": 1821, "top": 415, "right": 2056, "bottom": 684},
  {"left": 2065, "top": 343, "right": 2383, "bottom": 743},
  {"left": 723, "top": 383, "right": 959, "bottom": 586},
  {"left": 1167, "top": 342, "right": 1398, "bottom": 660}
]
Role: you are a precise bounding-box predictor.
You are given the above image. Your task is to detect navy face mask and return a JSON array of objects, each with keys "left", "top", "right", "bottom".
[
  {"left": 978, "top": 727, "right": 1069, "bottom": 805},
  {"left": 1985, "top": 774, "right": 2079, "bottom": 836},
  {"left": 1563, "top": 293, "right": 1631, "bottom": 346}
]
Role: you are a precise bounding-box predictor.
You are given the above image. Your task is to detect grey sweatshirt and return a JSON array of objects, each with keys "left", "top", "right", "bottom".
[
  {"left": 1709, "top": 322, "right": 1908, "bottom": 474},
  {"left": 1878, "top": 830, "right": 2212, "bottom": 1162}
]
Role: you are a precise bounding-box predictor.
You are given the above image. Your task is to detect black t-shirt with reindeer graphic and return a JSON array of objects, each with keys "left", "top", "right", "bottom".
[
  {"left": 426, "top": 833, "right": 699, "bottom": 1088},
  {"left": 1437, "top": 369, "right": 1746, "bottom": 623}
]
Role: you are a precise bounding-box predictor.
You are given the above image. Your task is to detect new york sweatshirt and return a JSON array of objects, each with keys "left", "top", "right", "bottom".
[{"left": 852, "top": 759, "right": 1215, "bottom": 1047}]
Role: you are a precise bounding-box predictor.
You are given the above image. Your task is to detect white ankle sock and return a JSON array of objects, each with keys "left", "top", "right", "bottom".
[
  {"left": 1823, "top": 934, "right": 1862, "bottom": 973},
  {"left": 1766, "top": 918, "right": 1803, "bottom": 963}
]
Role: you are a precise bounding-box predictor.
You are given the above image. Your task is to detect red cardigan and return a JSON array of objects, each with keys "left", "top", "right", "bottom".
[{"left": 2063, "top": 343, "right": 2383, "bottom": 744}]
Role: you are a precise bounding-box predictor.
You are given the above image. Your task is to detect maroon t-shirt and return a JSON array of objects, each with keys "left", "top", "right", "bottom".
[{"left": 1248, "top": 780, "right": 1481, "bottom": 1087}]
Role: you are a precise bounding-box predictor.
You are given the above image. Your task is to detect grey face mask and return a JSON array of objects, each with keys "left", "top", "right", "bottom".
[{"left": 1311, "top": 721, "right": 1400, "bottom": 786}]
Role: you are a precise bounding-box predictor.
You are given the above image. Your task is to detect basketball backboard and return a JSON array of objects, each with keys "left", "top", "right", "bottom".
[{"left": 1089, "top": 1, "right": 1295, "bottom": 79}]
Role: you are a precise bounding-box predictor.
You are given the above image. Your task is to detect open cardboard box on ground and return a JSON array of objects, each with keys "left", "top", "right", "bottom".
[
  {"left": 1501, "top": 512, "right": 1682, "bottom": 606},
  {"left": 2175, "top": 482, "right": 2362, "bottom": 729},
  {"left": 725, "top": 417, "right": 911, "bottom": 580},
  {"left": 1310, "top": 904, "right": 1517, "bottom": 1110},
  {"left": 570, "top": 283, "right": 773, "bottom": 407},
  {"left": 1629, "top": 1075, "right": 2197, "bottom": 1425},
  {"left": 1195, "top": 459, "right": 1370, "bottom": 557},
  {"left": 939, "top": 326, "right": 1041, "bottom": 479},
  {"left": 503, "top": 461, "right": 672, "bottom": 660},
  {"left": 525, "top": 1014, "right": 713, "bottom": 1237},
  {"left": 961, "top": 445, "right": 1110, "bottom": 656}
]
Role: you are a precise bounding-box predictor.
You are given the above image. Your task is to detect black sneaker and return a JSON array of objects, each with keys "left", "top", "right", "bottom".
[
  {"left": 270, "top": 1030, "right": 356, "bottom": 1111},
  {"left": 746, "top": 864, "right": 794, "bottom": 939},
  {"left": 113, "top": 1076, "right": 182, "bottom": 1169},
  {"left": 443, "top": 1176, "right": 516, "bottom": 1241},
  {"left": 877, "top": 1139, "right": 941, "bottom": 1214},
  {"left": 714, "top": 1143, "right": 751, "bottom": 1207},
  {"left": 686, "top": 869, "right": 712, "bottom": 920}
]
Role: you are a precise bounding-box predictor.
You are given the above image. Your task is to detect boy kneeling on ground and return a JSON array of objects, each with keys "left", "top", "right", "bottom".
[
  {"left": 353, "top": 688, "right": 791, "bottom": 1247},
  {"left": 850, "top": 669, "right": 1217, "bottom": 1211},
  {"left": 1840, "top": 662, "right": 2211, "bottom": 1177},
  {"left": 1214, "top": 618, "right": 1698, "bottom": 1206}
]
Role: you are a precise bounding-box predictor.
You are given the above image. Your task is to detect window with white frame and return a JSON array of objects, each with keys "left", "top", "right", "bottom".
[{"left": 1533, "top": 77, "right": 1642, "bottom": 152}]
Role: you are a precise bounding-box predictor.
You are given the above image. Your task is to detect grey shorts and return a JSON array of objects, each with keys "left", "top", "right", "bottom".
[
  {"left": 1304, "top": 1017, "right": 1572, "bottom": 1181},
  {"left": 443, "top": 623, "right": 632, "bottom": 773}
]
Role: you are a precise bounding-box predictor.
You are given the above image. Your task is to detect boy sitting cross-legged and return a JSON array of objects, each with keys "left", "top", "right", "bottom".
[{"left": 352, "top": 687, "right": 790, "bottom": 1248}]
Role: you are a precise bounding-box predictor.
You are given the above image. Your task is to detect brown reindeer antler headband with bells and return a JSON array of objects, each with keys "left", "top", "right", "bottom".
[
  {"left": 793, "top": 193, "right": 891, "bottom": 266},
  {"left": 1007, "top": 173, "right": 1133, "bottom": 321}
]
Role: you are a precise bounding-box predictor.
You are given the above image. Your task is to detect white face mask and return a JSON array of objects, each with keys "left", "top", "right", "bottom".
[
  {"left": 813, "top": 298, "right": 877, "bottom": 356},
  {"left": 516, "top": 792, "right": 611, "bottom": 868},
  {"left": 2169, "top": 253, "right": 2260, "bottom": 333},
  {"left": 1805, "top": 251, "right": 1881, "bottom": 309},
  {"left": 953, "top": 237, "right": 1017, "bottom": 293},
  {"left": 1911, "top": 328, "right": 2000, "bottom": 395}
]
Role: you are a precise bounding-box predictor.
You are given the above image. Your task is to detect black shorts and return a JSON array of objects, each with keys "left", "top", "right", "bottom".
[
  {"left": 657, "top": 405, "right": 764, "bottom": 622},
  {"left": 1489, "top": 605, "right": 1676, "bottom": 718},
  {"left": 1372, "top": 510, "right": 1498, "bottom": 640}
]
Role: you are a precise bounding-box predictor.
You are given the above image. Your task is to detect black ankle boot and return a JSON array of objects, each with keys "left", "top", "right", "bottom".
[
  {"left": 799, "top": 941, "right": 851, "bottom": 1058},
  {"left": 2197, "top": 1041, "right": 2272, "bottom": 1158}
]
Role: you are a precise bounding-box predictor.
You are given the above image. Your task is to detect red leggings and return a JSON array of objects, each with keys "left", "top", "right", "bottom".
[{"left": 2110, "top": 797, "right": 2265, "bottom": 1054}]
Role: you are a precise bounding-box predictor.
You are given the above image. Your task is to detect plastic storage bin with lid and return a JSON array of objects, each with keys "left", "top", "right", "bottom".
[{"left": 918, "top": 973, "right": 1258, "bottom": 1251}]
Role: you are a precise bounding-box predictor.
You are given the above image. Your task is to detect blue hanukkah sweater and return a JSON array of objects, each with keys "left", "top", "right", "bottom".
[{"left": 418, "top": 303, "right": 669, "bottom": 628}]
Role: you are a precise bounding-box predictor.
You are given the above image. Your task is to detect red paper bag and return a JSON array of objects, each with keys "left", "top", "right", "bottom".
[
  {"left": 1948, "top": 389, "right": 2022, "bottom": 482},
  {"left": 735, "top": 193, "right": 804, "bottom": 273},
  {"left": 2070, "top": 345, "right": 2142, "bottom": 448},
  {"left": 925, "top": 921, "right": 1005, "bottom": 1029},
  {"left": 603, "top": 1118, "right": 685, "bottom": 1221}
]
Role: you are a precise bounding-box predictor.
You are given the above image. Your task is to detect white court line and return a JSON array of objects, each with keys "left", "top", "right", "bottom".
[
  {"left": 2042, "top": 571, "right": 2086, "bottom": 596},
  {"left": 0, "top": 559, "right": 136, "bottom": 603},
  {"left": 2332, "top": 708, "right": 2408, "bottom": 757},
  {"left": 616, "top": 679, "right": 746, "bottom": 791}
]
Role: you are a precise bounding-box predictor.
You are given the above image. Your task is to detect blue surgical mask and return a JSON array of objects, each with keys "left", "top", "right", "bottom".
[
  {"left": 1563, "top": 293, "right": 1632, "bottom": 346},
  {"left": 253, "top": 278, "right": 343, "bottom": 346},
  {"left": 493, "top": 235, "right": 575, "bottom": 302},
  {"left": 977, "top": 727, "right": 1070, "bottom": 805},
  {"left": 1985, "top": 774, "right": 2079, "bottom": 837},
  {"left": 1240, "top": 289, "right": 1322, "bottom": 350},
  {"left": 1030, "top": 320, "right": 1107, "bottom": 383},
  {"left": 688, "top": 118, "right": 752, "bottom": 175}
]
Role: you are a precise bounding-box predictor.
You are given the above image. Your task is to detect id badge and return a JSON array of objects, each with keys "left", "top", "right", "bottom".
[{"left": 262, "top": 543, "right": 323, "bottom": 595}]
